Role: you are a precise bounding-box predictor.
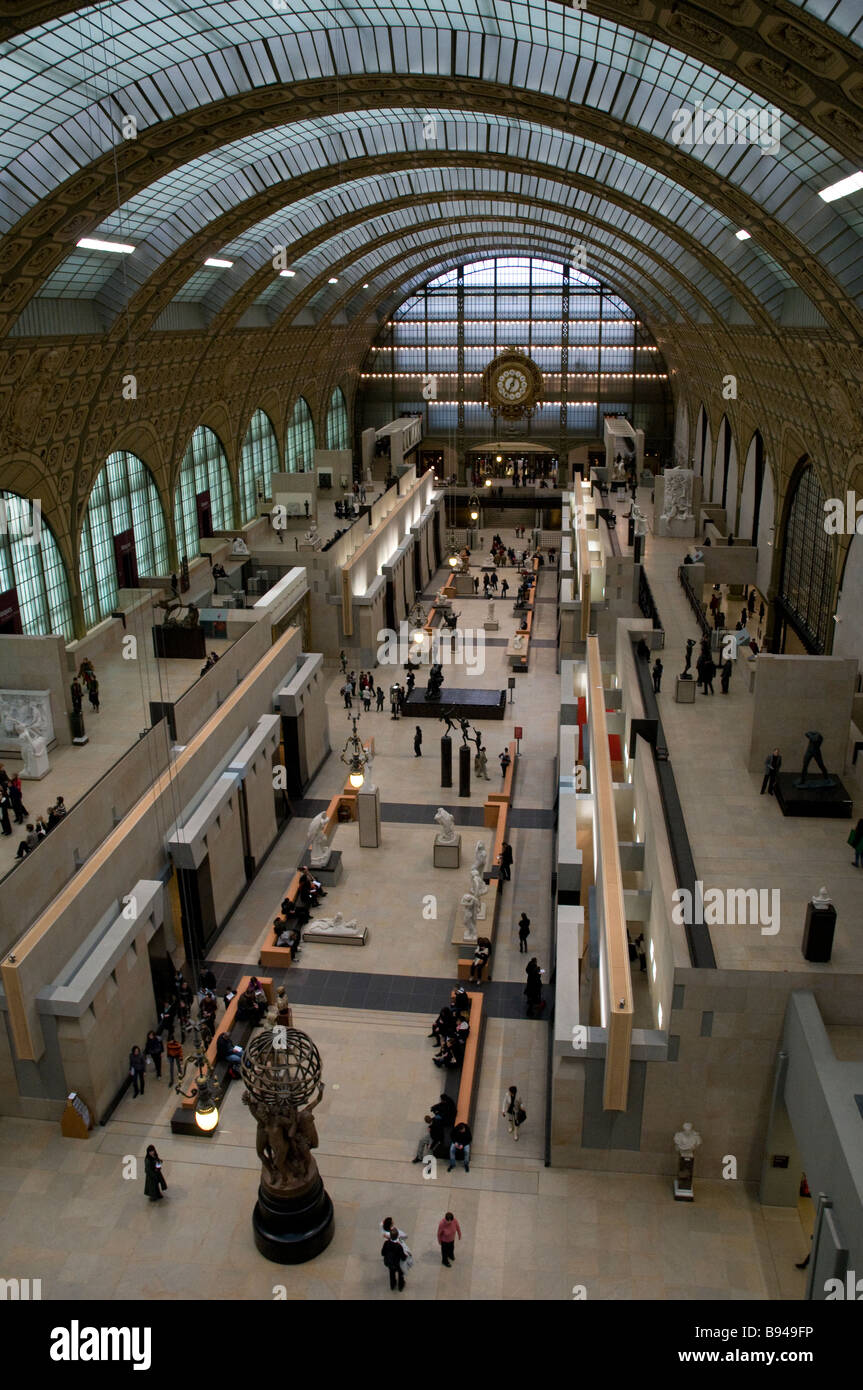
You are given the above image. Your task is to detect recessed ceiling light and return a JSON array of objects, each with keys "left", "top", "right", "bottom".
[
  {"left": 363, "top": 283, "right": 370, "bottom": 289},
  {"left": 279, "top": 269, "right": 296, "bottom": 278},
  {"left": 205, "top": 257, "right": 233, "bottom": 268},
  {"left": 328, "top": 277, "right": 339, "bottom": 284},
  {"left": 735, "top": 229, "right": 751, "bottom": 240},
  {"left": 818, "top": 171, "right": 863, "bottom": 203},
  {"left": 76, "top": 237, "right": 135, "bottom": 254}
]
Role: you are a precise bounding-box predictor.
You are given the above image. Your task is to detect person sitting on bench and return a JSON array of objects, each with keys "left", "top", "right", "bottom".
[
  {"left": 236, "top": 978, "right": 267, "bottom": 1025},
  {"left": 429, "top": 1007, "right": 456, "bottom": 1046},
  {"left": 469, "top": 937, "right": 490, "bottom": 983},
  {"left": 451, "top": 985, "right": 471, "bottom": 1017},
  {"left": 281, "top": 896, "right": 311, "bottom": 928},
  {"left": 433, "top": 1037, "right": 460, "bottom": 1069},
  {"left": 274, "top": 917, "right": 301, "bottom": 952},
  {"left": 215, "top": 1032, "right": 244, "bottom": 1076},
  {"left": 298, "top": 866, "right": 327, "bottom": 907}
]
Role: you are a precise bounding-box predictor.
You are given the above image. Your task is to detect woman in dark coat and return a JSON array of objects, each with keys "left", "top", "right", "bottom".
[
  {"left": 129, "top": 1045, "right": 146, "bottom": 1097},
  {"left": 144, "top": 1145, "right": 166, "bottom": 1202},
  {"left": 524, "top": 958, "right": 544, "bottom": 1017},
  {"left": 144, "top": 1030, "right": 163, "bottom": 1079}
]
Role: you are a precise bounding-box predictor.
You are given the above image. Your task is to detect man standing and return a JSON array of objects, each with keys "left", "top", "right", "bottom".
[
  {"left": 720, "top": 659, "right": 732, "bottom": 694},
  {"left": 476, "top": 747, "right": 490, "bottom": 780},
  {"left": 413, "top": 725, "right": 423, "bottom": 757},
  {"left": 499, "top": 841, "right": 513, "bottom": 881},
  {"left": 437, "top": 1211, "right": 462, "bottom": 1268},
  {"left": 381, "top": 1229, "right": 407, "bottom": 1291},
  {"left": 376, "top": 685, "right": 385, "bottom": 712},
  {"left": 517, "top": 912, "right": 531, "bottom": 953},
  {"left": 652, "top": 658, "right": 663, "bottom": 693},
  {"left": 761, "top": 747, "right": 781, "bottom": 795},
  {"left": 499, "top": 748, "right": 512, "bottom": 779},
  {"left": 342, "top": 681, "right": 353, "bottom": 709}
]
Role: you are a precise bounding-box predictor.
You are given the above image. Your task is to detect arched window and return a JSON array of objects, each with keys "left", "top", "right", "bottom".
[
  {"left": 239, "top": 410, "right": 279, "bottom": 523},
  {"left": 779, "top": 463, "right": 833, "bottom": 653},
  {"left": 0, "top": 491, "right": 73, "bottom": 638},
  {"left": 174, "top": 426, "right": 234, "bottom": 560},
  {"left": 325, "top": 387, "right": 350, "bottom": 450},
  {"left": 286, "top": 397, "right": 315, "bottom": 473},
  {"left": 79, "top": 451, "right": 169, "bottom": 629}
]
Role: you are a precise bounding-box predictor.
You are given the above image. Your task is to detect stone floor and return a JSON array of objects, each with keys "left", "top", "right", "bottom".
[{"left": 0, "top": 522, "right": 818, "bottom": 1301}]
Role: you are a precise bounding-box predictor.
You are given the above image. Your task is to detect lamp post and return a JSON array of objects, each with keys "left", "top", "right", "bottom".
[
  {"left": 340, "top": 713, "right": 370, "bottom": 790},
  {"left": 174, "top": 1019, "right": 222, "bottom": 1133}
]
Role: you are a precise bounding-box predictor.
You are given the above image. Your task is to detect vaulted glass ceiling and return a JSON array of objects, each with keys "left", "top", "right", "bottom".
[
  {"left": 783, "top": 0, "right": 863, "bottom": 43},
  {"left": 2, "top": 1, "right": 861, "bottom": 340}
]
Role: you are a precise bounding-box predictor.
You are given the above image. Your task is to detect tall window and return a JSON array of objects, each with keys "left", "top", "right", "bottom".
[
  {"left": 0, "top": 491, "right": 73, "bottom": 638},
  {"left": 325, "top": 387, "right": 349, "bottom": 450},
  {"left": 174, "top": 426, "right": 234, "bottom": 560},
  {"left": 286, "top": 397, "right": 315, "bottom": 473},
  {"left": 779, "top": 464, "right": 833, "bottom": 653},
  {"left": 357, "top": 256, "right": 669, "bottom": 445},
  {"left": 239, "top": 410, "right": 279, "bottom": 522},
  {"left": 79, "top": 451, "right": 169, "bottom": 628}
]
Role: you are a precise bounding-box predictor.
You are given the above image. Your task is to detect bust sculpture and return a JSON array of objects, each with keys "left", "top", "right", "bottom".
[
  {"left": 460, "top": 890, "right": 481, "bottom": 941},
  {"left": 306, "top": 811, "right": 330, "bottom": 868},
  {"left": 434, "top": 807, "right": 457, "bottom": 844},
  {"left": 673, "top": 1121, "right": 702, "bottom": 1158}
]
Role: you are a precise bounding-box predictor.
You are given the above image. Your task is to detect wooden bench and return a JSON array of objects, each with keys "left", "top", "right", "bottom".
[
  {"left": 181, "top": 975, "right": 273, "bottom": 1109},
  {"left": 457, "top": 958, "right": 489, "bottom": 982},
  {"left": 453, "top": 991, "right": 485, "bottom": 1128}
]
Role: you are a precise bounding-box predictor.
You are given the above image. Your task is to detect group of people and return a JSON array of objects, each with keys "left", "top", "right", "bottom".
[
  {"left": 379, "top": 1208, "right": 464, "bottom": 1289},
  {"left": 1, "top": 766, "right": 67, "bottom": 858},
  {"left": 272, "top": 865, "right": 327, "bottom": 953},
  {"left": 70, "top": 660, "right": 100, "bottom": 716},
  {"left": 428, "top": 985, "right": 473, "bottom": 1070},
  {"left": 340, "top": 668, "right": 387, "bottom": 714}
]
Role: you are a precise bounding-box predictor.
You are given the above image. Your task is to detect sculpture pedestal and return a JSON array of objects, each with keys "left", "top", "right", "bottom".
[
  {"left": 673, "top": 1157, "right": 695, "bottom": 1202},
  {"left": 657, "top": 515, "right": 696, "bottom": 539},
  {"left": 434, "top": 833, "right": 461, "bottom": 868},
  {"left": 20, "top": 746, "right": 50, "bottom": 779},
  {"left": 675, "top": 676, "right": 696, "bottom": 703},
  {"left": 69, "top": 710, "right": 88, "bottom": 745},
  {"left": 252, "top": 1172, "right": 335, "bottom": 1264},
  {"left": 302, "top": 850, "right": 343, "bottom": 885},
  {"left": 483, "top": 619, "right": 499, "bottom": 631},
  {"left": 357, "top": 785, "right": 381, "bottom": 848},
  {"left": 455, "top": 574, "right": 474, "bottom": 597}
]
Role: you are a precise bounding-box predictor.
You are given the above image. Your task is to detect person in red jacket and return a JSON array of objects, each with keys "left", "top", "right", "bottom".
[{"left": 437, "top": 1211, "right": 462, "bottom": 1267}]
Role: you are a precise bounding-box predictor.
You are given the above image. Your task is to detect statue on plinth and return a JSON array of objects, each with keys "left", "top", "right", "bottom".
[
  {"left": 425, "top": 663, "right": 444, "bottom": 700},
  {"left": 460, "top": 890, "right": 481, "bottom": 941},
  {"left": 681, "top": 637, "right": 695, "bottom": 679},
  {"left": 434, "top": 588, "right": 453, "bottom": 611},
  {"left": 512, "top": 632, "right": 525, "bottom": 651},
  {"left": 673, "top": 1121, "right": 702, "bottom": 1193},
  {"left": 14, "top": 724, "right": 48, "bottom": 778},
  {"left": 794, "top": 730, "right": 836, "bottom": 789},
  {"left": 630, "top": 501, "right": 648, "bottom": 537},
  {"left": 306, "top": 912, "right": 362, "bottom": 936},
  {"left": 660, "top": 468, "right": 694, "bottom": 522},
  {"left": 471, "top": 841, "right": 489, "bottom": 878},
  {"left": 434, "top": 807, "right": 457, "bottom": 844},
  {"left": 306, "top": 811, "right": 330, "bottom": 868}
]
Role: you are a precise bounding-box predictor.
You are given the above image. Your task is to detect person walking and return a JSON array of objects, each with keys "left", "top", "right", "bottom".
[
  {"left": 720, "top": 658, "right": 732, "bottom": 694},
  {"left": 437, "top": 1211, "right": 462, "bottom": 1268},
  {"left": 448, "top": 1121, "right": 472, "bottom": 1172},
  {"left": 144, "top": 1030, "right": 163, "bottom": 1079},
  {"left": 501, "top": 578, "right": 509, "bottom": 599},
  {"left": 413, "top": 725, "right": 423, "bottom": 758},
  {"left": 0, "top": 785, "right": 12, "bottom": 837},
  {"left": 476, "top": 746, "right": 490, "bottom": 780},
  {"left": 524, "top": 958, "right": 544, "bottom": 1017},
  {"left": 652, "top": 658, "right": 663, "bottom": 693},
  {"left": 502, "top": 1084, "right": 524, "bottom": 1141},
  {"left": 498, "top": 841, "right": 513, "bottom": 882},
  {"left": 362, "top": 686, "right": 372, "bottom": 712},
  {"left": 499, "top": 748, "right": 512, "bottom": 779},
  {"left": 339, "top": 649, "right": 347, "bottom": 675},
  {"left": 88, "top": 676, "right": 100, "bottom": 712},
  {"left": 517, "top": 911, "right": 531, "bottom": 953},
  {"left": 761, "top": 747, "right": 781, "bottom": 796},
  {"left": 849, "top": 818, "right": 863, "bottom": 868},
  {"left": 129, "top": 1045, "right": 146, "bottom": 1097},
  {"left": 144, "top": 1145, "right": 167, "bottom": 1202},
  {"left": 165, "top": 1035, "right": 183, "bottom": 1085},
  {"left": 341, "top": 682, "right": 353, "bottom": 710},
  {"left": 381, "top": 1229, "right": 407, "bottom": 1291},
  {"left": 473, "top": 575, "right": 479, "bottom": 594},
  {"left": 376, "top": 685, "right": 385, "bottom": 712}
]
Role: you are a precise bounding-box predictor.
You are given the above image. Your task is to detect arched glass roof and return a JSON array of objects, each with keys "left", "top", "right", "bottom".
[{"left": 2, "top": 1, "right": 861, "bottom": 341}]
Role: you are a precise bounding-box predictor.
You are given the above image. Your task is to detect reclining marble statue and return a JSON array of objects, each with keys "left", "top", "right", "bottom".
[{"left": 304, "top": 911, "right": 363, "bottom": 938}]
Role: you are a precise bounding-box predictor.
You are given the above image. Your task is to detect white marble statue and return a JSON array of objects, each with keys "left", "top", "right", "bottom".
[
  {"left": 230, "top": 536, "right": 250, "bottom": 556},
  {"left": 471, "top": 841, "right": 488, "bottom": 877},
  {"left": 0, "top": 690, "right": 54, "bottom": 751},
  {"left": 630, "top": 502, "right": 648, "bottom": 538},
  {"left": 512, "top": 632, "right": 525, "bottom": 651},
  {"left": 307, "top": 811, "right": 330, "bottom": 868},
  {"left": 306, "top": 911, "right": 362, "bottom": 936},
  {"left": 434, "top": 807, "right": 457, "bottom": 844},
  {"left": 460, "top": 891, "right": 480, "bottom": 942},
  {"left": 470, "top": 863, "right": 489, "bottom": 900},
  {"left": 673, "top": 1121, "right": 702, "bottom": 1158},
  {"left": 15, "top": 724, "right": 49, "bottom": 779},
  {"left": 304, "top": 527, "right": 322, "bottom": 550},
  {"left": 660, "top": 467, "right": 694, "bottom": 522},
  {"left": 486, "top": 599, "right": 495, "bottom": 621},
  {"left": 434, "top": 588, "right": 453, "bottom": 611}
]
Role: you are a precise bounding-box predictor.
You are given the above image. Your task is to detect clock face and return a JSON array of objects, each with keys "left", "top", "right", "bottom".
[{"left": 495, "top": 367, "right": 529, "bottom": 403}]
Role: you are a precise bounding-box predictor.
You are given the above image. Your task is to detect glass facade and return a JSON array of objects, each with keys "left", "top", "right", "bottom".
[
  {"left": 79, "top": 451, "right": 169, "bottom": 629},
  {"left": 326, "top": 388, "right": 350, "bottom": 450},
  {"left": 358, "top": 256, "right": 669, "bottom": 448},
  {"left": 174, "top": 426, "right": 234, "bottom": 560},
  {"left": 779, "top": 464, "right": 834, "bottom": 654},
  {"left": 286, "top": 398, "right": 315, "bottom": 473},
  {"left": 239, "top": 410, "right": 279, "bottom": 522},
  {"left": 0, "top": 490, "right": 73, "bottom": 639}
]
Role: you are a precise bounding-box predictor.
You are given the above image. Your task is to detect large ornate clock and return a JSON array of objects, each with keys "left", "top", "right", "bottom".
[{"left": 482, "top": 349, "right": 543, "bottom": 421}]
